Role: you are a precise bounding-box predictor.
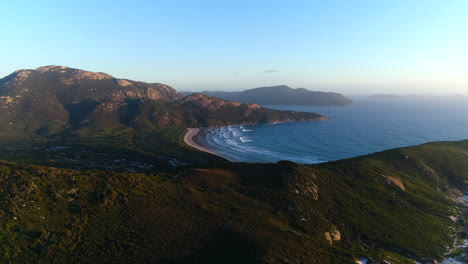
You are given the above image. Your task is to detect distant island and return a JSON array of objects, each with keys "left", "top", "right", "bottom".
[
  {"left": 368, "top": 94, "right": 404, "bottom": 99},
  {"left": 183, "top": 85, "right": 354, "bottom": 106}
]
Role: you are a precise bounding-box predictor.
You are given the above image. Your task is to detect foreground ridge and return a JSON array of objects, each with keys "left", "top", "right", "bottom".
[{"left": 0, "top": 139, "right": 467, "bottom": 263}]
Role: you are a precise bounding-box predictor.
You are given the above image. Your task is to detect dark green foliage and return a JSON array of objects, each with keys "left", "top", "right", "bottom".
[
  {"left": 0, "top": 128, "right": 227, "bottom": 172},
  {"left": 0, "top": 140, "right": 467, "bottom": 263}
]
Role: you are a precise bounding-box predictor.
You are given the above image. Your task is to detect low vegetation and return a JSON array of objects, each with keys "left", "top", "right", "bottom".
[{"left": 0, "top": 140, "right": 467, "bottom": 263}]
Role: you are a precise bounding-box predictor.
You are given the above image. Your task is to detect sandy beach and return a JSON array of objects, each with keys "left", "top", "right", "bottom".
[{"left": 183, "top": 128, "right": 236, "bottom": 162}]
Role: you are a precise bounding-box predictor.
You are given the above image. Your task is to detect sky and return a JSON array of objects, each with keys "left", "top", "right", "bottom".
[{"left": 1, "top": 0, "right": 468, "bottom": 95}]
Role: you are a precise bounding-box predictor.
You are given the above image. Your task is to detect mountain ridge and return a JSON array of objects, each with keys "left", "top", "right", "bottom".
[
  {"left": 194, "top": 85, "right": 354, "bottom": 106},
  {"left": 0, "top": 66, "right": 327, "bottom": 139},
  {"left": 0, "top": 66, "right": 327, "bottom": 171}
]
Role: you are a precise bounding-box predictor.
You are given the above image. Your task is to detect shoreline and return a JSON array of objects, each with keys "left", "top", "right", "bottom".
[{"left": 183, "top": 128, "right": 237, "bottom": 162}]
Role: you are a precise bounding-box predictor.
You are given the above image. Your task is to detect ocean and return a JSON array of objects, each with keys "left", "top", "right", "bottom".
[
  {"left": 195, "top": 96, "right": 468, "bottom": 164},
  {"left": 193, "top": 95, "right": 468, "bottom": 263}
]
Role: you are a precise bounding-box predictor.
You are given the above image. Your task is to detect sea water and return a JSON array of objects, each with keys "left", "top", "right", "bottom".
[
  {"left": 196, "top": 96, "right": 468, "bottom": 163},
  {"left": 195, "top": 95, "right": 468, "bottom": 262}
]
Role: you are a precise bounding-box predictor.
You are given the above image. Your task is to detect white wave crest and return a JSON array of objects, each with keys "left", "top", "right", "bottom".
[{"left": 240, "top": 137, "right": 253, "bottom": 143}]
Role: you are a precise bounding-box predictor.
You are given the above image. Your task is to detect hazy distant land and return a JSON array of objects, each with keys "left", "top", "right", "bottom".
[
  {"left": 183, "top": 85, "right": 354, "bottom": 106},
  {"left": 368, "top": 94, "right": 404, "bottom": 99}
]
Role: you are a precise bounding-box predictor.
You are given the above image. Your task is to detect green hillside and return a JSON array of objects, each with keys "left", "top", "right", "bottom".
[{"left": 1, "top": 140, "right": 467, "bottom": 263}]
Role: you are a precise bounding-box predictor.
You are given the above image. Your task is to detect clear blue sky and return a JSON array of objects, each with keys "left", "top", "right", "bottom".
[{"left": 1, "top": 0, "right": 467, "bottom": 94}]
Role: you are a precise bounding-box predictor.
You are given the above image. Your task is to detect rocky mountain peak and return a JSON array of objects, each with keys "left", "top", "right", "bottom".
[
  {"left": 36, "top": 66, "right": 114, "bottom": 85},
  {"left": 12, "top": 70, "right": 33, "bottom": 80},
  {"left": 36, "top": 65, "right": 70, "bottom": 72},
  {"left": 1, "top": 66, "right": 183, "bottom": 102}
]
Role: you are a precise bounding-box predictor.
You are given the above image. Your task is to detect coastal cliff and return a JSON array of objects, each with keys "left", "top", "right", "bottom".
[{"left": 174, "top": 93, "right": 328, "bottom": 127}]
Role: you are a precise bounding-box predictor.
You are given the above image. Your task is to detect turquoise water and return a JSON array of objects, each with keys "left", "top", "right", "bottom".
[{"left": 196, "top": 96, "right": 468, "bottom": 163}]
